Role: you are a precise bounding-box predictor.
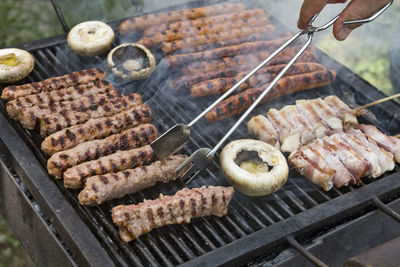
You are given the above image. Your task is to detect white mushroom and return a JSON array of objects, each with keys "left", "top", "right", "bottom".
[
  {"left": 107, "top": 43, "right": 156, "bottom": 80},
  {"left": 67, "top": 21, "right": 114, "bottom": 56},
  {"left": 0, "top": 48, "right": 34, "bottom": 83},
  {"left": 220, "top": 139, "right": 289, "bottom": 196}
]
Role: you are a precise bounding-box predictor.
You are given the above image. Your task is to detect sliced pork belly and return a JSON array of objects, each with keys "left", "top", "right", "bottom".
[
  {"left": 288, "top": 145, "right": 335, "bottom": 191},
  {"left": 358, "top": 124, "right": 400, "bottom": 163},
  {"left": 310, "top": 139, "right": 355, "bottom": 188},
  {"left": 324, "top": 95, "right": 360, "bottom": 128},
  {"left": 247, "top": 115, "right": 279, "bottom": 148},
  {"left": 323, "top": 134, "right": 369, "bottom": 183},
  {"left": 345, "top": 129, "right": 394, "bottom": 176},
  {"left": 295, "top": 100, "right": 330, "bottom": 138},
  {"left": 267, "top": 108, "right": 299, "bottom": 152},
  {"left": 312, "top": 98, "right": 343, "bottom": 130},
  {"left": 280, "top": 105, "right": 314, "bottom": 145}
]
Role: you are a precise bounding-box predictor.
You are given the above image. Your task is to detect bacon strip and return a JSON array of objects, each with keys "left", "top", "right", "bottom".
[
  {"left": 112, "top": 186, "right": 234, "bottom": 242},
  {"left": 79, "top": 155, "right": 188, "bottom": 205},
  {"left": 2, "top": 68, "right": 106, "bottom": 101}
]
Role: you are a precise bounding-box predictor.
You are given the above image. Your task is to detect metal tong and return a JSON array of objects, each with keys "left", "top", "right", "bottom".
[{"left": 151, "top": 0, "right": 393, "bottom": 183}]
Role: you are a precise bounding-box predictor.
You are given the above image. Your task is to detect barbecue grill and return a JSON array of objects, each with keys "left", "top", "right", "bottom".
[{"left": 1, "top": 0, "right": 400, "bottom": 266}]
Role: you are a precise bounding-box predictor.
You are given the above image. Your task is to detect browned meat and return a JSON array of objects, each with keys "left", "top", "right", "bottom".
[
  {"left": 143, "top": 9, "right": 265, "bottom": 37},
  {"left": 161, "top": 24, "right": 274, "bottom": 54},
  {"left": 117, "top": 3, "right": 245, "bottom": 34},
  {"left": 112, "top": 186, "right": 234, "bottom": 242},
  {"left": 63, "top": 145, "right": 155, "bottom": 189},
  {"left": 41, "top": 104, "right": 151, "bottom": 155},
  {"left": 166, "top": 39, "right": 289, "bottom": 67},
  {"left": 17, "top": 90, "right": 122, "bottom": 130},
  {"left": 40, "top": 93, "right": 142, "bottom": 136},
  {"left": 171, "top": 31, "right": 291, "bottom": 55},
  {"left": 182, "top": 46, "right": 317, "bottom": 75},
  {"left": 47, "top": 124, "right": 157, "bottom": 179},
  {"left": 6, "top": 80, "right": 114, "bottom": 119},
  {"left": 79, "top": 155, "right": 188, "bottom": 205},
  {"left": 170, "top": 69, "right": 236, "bottom": 91},
  {"left": 140, "top": 15, "right": 269, "bottom": 47},
  {"left": 191, "top": 63, "right": 327, "bottom": 97},
  {"left": 1, "top": 68, "right": 106, "bottom": 101},
  {"left": 205, "top": 69, "right": 336, "bottom": 122}
]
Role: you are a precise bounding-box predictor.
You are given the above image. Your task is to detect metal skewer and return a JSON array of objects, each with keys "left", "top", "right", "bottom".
[
  {"left": 354, "top": 92, "right": 400, "bottom": 112},
  {"left": 151, "top": 0, "right": 393, "bottom": 183}
]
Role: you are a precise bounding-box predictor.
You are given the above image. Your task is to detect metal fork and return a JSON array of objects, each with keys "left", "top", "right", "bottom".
[{"left": 176, "top": 0, "right": 392, "bottom": 183}]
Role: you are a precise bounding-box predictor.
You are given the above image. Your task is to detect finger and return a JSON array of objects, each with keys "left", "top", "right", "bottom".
[
  {"left": 333, "top": 0, "right": 392, "bottom": 41},
  {"left": 297, "top": 0, "right": 347, "bottom": 29}
]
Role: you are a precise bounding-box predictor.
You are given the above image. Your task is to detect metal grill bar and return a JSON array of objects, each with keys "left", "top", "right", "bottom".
[
  {"left": 286, "top": 235, "right": 328, "bottom": 267},
  {"left": 373, "top": 196, "right": 400, "bottom": 223},
  {"left": 50, "top": 0, "right": 70, "bottom": 33}
]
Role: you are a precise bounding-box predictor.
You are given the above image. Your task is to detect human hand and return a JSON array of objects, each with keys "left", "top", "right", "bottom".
[{"left": 297, "top": 0, "right": 392, "bottom": 41}]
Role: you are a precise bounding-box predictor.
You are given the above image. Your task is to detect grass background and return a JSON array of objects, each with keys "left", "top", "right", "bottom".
[{"left": 0, "top": 0, "right": 398, "bottom": 266}]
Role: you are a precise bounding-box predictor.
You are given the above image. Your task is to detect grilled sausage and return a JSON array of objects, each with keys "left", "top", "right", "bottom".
[
  {"left": 40, "top": 93, "right": 142, "bottom": 136},
  {"left": 112, "top": 186, "right": 234, "bottom": 242},
  {"left": 63, "top": 145, "right": 155, "bottom": 189},
  {"left": 117, "top": 3, "right": 245, "bottom": 34},
  {"left": 79, "top": 155, "right": 188, "bottom": 205},
  {"left": 191, "top": 63, "right": 327, "bottom": 97},
  {"left": 161, "top": 24, "right": 274, "bottom": 55},
  {"left": 6, "top": 80, "right": 114, "bottom": 119},
  {"left": 173, "top": 31, "right": 291, "bottom": 55},
  {"left": 170, "top": 69, "right": 236, "bottom": 91},
  {"left": 205, "top": 69, "right": 337, "bottom": 122},
  {"left": 17, "top": 90, "right": 122, "bottom": 130},
  {"left": 1, "top": 68, "right": 106, "bottom": 101},
  {"left": 166, "top": 39, "right": 289, "bottom": 67},
  {"left": 182, "top": 46, "right": 317, "bottom": 75},
  {"left": 143, "top": 9, "right": 265, "bottom": 37},
  {"left": 41, "top": 104, "right": 151, "bottom": 155},
  {"left": 140, "top": 15, "right": 269, "bottom": 47},
  {"left": 47, "top": 124, "right": 157, "bottom": 179}
]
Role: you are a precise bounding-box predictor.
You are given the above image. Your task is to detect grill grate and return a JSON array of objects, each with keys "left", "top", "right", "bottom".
[{"left": 1, "top": 0, "right": 400, "bottom": 266}]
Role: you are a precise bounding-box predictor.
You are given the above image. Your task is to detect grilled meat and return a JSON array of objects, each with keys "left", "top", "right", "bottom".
[
  {"left": 143, "top": 9, "right": 265, "bottom": 37},
  {"left": 161, "top": 24, "right": 273, "bottom": 55},
  {"left": 170, "top": 69, "right": 236, "bottom": 91},
  {"left": 6, "top": 80, "right": 114, "bottom": 119},
  {"left": 141, "top": 15, "right": 269, "bottom": 47},
  {"left": 117, "top": 3, "right": 245, "bottom": 34},
  {"left": 191, "top": 62, "right": 327, "bottom": 97},
  {"left": 1, "top": 68, "right": 105, "bottom": 101},
  {"left": 288, "top": 128, "right": 395, "bottom": 191},
  {"left": 166, "top": 39, "right": 289, "bottom": 67},
  {"left": 40, "top": 93, "right": 142, "bottom": 136},
  {"left": 79, "top": 155, "right": 188, "bottom": 205},
  {"left": 112, "top": 186, "right": 234, "bottom": 242},
  {"left": 248, "top": 96, "right": 361, "bottom": 153},
  {"left": 47, "top": 124, "right": 157, "bottom": 179},
  {"left": 358, "top": 124, "right": 400, "bottom": 162},
  {"left": 41, "top": 104, "right": 151, "bottom": 155},
  {"left": 17, "top": 90, "right": 122, "bottom": 130},
  {"left": 174, "top": 31, "right": 291, "bottom": 55},
  {"left": 182, "top": 47, "right": 317, "bottom": 75},
  {"left": 63, "top": 145, "right": 155, "bottom": 189},
  {"left": 205, "top": 69, "right": 336, "bottom": 123}
]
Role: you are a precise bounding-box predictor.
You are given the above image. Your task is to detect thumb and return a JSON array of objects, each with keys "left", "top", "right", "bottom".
[{"left": 333, "top": 0, "right": 392, "bottom": 41}]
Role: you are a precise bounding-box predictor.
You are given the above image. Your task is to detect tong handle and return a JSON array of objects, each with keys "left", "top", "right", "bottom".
[
  {"left": 343, "top": 0, "right": 392, "bottom": 26},
  {"left": 208, "top": 35, "right": 313, "bottom": 157},
  {"left": 187, "top": 31, "right": 304, "bottom": 128}
]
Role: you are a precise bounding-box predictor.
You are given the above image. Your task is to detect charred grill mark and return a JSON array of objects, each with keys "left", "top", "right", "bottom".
[{"left": 100, "top": 175, "right": 109, "bottom": 184}]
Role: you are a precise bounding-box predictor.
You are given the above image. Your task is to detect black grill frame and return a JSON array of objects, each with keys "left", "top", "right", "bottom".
[{"left": 1, "top": 0, "right": 400, "bottom": 266}]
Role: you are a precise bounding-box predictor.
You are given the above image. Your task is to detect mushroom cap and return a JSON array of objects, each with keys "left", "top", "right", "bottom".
[
  {"left": 107, "top": 43, "right": 156, "bottom": 81},
  {"left": 0, "top": 48, "right": 34, "bottom": 83},
  {"left": 67, "top": 21, "right": 114, "bottom": 57},
  {"left": 220, "top": 139, "right": 288, "bottom": 196}
]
